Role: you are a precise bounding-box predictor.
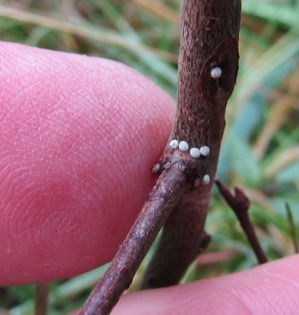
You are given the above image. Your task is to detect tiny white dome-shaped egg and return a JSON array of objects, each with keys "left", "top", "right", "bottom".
[
  {"left": 200, "top": 146, "right": 210, "bottom": 156},
  {"left": 178, "top": 141, "right": 189, "bottom": 152},
  {"left": 211, "top": 67, "right": 222, "bottom": 79},
  {"left": 203, "top": 174, "right": 210, "bottom": 185},
  {"left": 169, "top": 139, "right": 179, "bottom": 149},
  {"left": 190, "top": 147, "right": 201, "bottom": 158}
]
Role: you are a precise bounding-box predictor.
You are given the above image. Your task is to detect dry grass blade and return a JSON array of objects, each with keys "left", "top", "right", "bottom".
[
  {"left": 254, "top": 67, "right": 299, "bottom": 159},
  {"left": 254, "top": 97, "right": 295, "bottom": 159},
  {"left": 0, "top": 5, "right": 177, "bottom": 63},
  {"left": 130, "top": 0, "right": 178, "bottom": 22},
  {"left": 263, "top": 146, "right": 299, "bottom": 179}
]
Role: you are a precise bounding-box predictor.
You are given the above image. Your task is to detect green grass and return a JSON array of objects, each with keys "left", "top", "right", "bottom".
[{"left": 1, "top": 0, "right": 299, "bottom": 314}]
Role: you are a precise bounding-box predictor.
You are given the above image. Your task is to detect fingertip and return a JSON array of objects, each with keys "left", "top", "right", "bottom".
[
  {"left": 0, "top": 42, "right": 175, "bottom": 284},
  {"left": 112, "top": 255, "right": 299, "bottom": 315}
]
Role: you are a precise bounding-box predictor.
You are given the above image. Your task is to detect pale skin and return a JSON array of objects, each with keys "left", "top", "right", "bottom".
[{"left": 1, "top": 42, "right": 299, "bottom": 314}]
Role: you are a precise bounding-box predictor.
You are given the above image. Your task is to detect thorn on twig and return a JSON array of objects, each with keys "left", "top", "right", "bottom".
[
  {"left": 199, "top": 231, "right": 211, "bottom": 254},
  {"left": 215, "top": 179, "right": 268, "bottom": 264}
]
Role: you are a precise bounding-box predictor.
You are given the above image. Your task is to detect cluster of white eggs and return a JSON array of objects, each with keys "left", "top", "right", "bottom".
[
  {"left": 168, "top": 139, "right": 211, "bottom": 185},
  {"left": 169, "top": 140, "right": 210, "bottom": 158},
  {"left": 166, "top": 67, "right": 222, "bottom": 185}
]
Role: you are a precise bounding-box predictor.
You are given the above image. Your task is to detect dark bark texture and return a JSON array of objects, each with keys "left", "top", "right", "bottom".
[
  {"left": 79, "top": 0, "right": 241, "bottom": 314},
  {"left": 140, "top": 0, "right": 241, "bottom": 289},
  {"left": 79, "top": 164, "right": 187, "bottom": 315}
]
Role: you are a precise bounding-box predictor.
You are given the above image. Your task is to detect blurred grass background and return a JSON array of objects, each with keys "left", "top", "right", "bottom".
[{"left": 0, "top": 0, "right": 299, "bottom": 314}]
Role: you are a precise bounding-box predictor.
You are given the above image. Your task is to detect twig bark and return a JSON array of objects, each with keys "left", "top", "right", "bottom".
[
  {"left": 79, "top": 0, "right": 241, "bottom": 314},
  {"left": 79, "top": 165, "right": 187, "bottom": 315},
  {"left": 139, "top": 188, "right": 212, "bottom": 289},
  {"left": 140, "top": 0, "right": 241, "bottom": 289},
  {"left": 215, "top": 180, "right": 268, "bottom": 264},
  {"left": 35, "top": 283, "right": 48, "bottom": 315}
]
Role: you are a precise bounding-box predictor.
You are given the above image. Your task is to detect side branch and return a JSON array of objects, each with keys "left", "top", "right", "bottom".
[
  {"left": 79, "top": 164, "right": 187, "bottom": 315},
  {"left": 215, "top": 180, "right": 268, "bottom": 264}
]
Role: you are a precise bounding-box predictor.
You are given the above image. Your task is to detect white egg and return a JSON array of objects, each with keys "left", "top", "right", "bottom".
[
  {"left": 211, "top": 67, "right": 222, "bottom": 79},
  {"left": 169, "top": 139, "right": 179, "bottom": 149},
  {"left": 190, "top": 147, "right": 201, "bottom": 158},
  {"left": 200, "top": 146, "right": 210, "bottom": 156},
  {"left": 178, "top": 141, "right": 189, "bottom": 152},
  {"left": 203, "top": 174, "right": 210, "bottom": 185}
]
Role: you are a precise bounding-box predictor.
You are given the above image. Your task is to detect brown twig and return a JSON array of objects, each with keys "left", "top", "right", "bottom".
[
  {"left": 79, "top": 0, "right": 241, "bottom": 313},
  {"left": 215, "top": 179, "right": 268, "bottom": 264},
  {"left": 139, "top": 226, "right": 211, "bottom": 289},
  {"left": 79, "top": 166, "right": 187, "bottom": 315},
  {"left": 35, "top": 283, "right": 49, "bottom": 315},
  {"left": 139, "top": 0, "right": 241, "bottom": 290},
  {"left": 139, "top": 190, "right": 212, "bottom": 289}
]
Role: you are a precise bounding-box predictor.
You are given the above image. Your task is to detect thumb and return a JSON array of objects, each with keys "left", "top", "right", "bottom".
[{"left": 0, "top": 42, "right": 175, "bottom": 285}]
